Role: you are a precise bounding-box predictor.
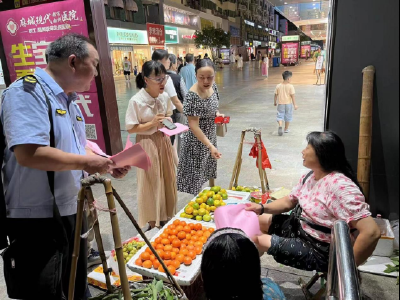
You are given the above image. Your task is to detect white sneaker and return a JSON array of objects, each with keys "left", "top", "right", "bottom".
[{"left": 284, "top": 129, "right": 290, "bottom": 133}]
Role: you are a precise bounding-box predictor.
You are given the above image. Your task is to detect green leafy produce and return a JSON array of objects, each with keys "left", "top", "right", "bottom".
[
  {"left": 89, "top": 279, "right": 180, "bottom": 300},
  {"left": 384, "top": 255, "right": 399, "bottom": 285}
]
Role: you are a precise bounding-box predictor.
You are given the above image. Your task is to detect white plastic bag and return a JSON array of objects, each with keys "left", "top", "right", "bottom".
[{"left": 390, "top": 220, "right": 399, "bottom": 251}]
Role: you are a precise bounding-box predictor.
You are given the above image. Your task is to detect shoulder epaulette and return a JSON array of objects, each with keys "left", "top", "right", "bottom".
[{"left": 22, "top": 75, "right": 38, "bottom": 92}]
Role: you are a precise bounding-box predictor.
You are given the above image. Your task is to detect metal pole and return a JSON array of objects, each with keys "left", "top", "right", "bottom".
[{"left": 326, "top": 221, "right": 361, "bottom": 300}]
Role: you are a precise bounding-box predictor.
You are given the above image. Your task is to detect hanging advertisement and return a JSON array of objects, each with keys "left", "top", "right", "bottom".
[
  {"left": 164, "top": 7, "right": 198, "bottom": 27},
  {"left": 229, "top": 25, "right": 240, "bottom": 37},
  {"left": 165, "top": 26, "right": 179, "bottom": 44},
  {"left": 0, "top": 0, "right": 106, "bottom": 150},
  {"left": 147, "top": 23, "right": 165, "bottom": 46},
  {"left": 219, "top": 48, "right": 230, "bottom": 64},
  {"left": 178, "top": 28, "right": 197, "bottom": 45},
  {"left": 301, "top": 45, "right": 311, "bottom": 58},
  {"left": 281, "top": 42, "right": 299, "bottom": 65}
]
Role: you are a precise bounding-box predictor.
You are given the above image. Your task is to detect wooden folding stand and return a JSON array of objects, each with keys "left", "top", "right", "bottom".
[
  {"left": 229, "top": 128, "right": 270, "bottom": 193},
  {"left": 68, "top": 174, "right": 185, "bottom": 300}
]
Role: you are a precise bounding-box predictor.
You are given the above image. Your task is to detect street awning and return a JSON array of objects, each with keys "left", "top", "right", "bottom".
[
  {"left": 125, "top": 0, "right": 139, "bottom": 12},
  {"left": 108, "top": 0, "right": 124, "bottom": 9}
]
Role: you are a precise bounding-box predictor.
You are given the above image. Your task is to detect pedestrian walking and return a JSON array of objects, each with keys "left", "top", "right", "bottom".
[
  {"left": 0, "top": 33, "right": 130, "bottom": 300},
  {"left": 256, "top": 51, "right": 262, "bottom": 69},
  {"left": 262, "top": 54, "right": 269, "bottom": 77},
  {"left": 230, "top": 51, "right": 236, "bottom": 66},
  {"left": 180, "top": 53, "right": 197, "bottom": 90},
  {"left": 151, "top": 49, "right": 183, "bottom": 113},
  {"left": 134, "top": 65, "right": 138, "bottom": 76},
  {"left": 126, "top": 61, "right": 178, "bottom": 230},
  {"left": 177, "top": 59, "right": 224, "bottom": 195},
  {"left": 237, "top": 54, "right": 244, "bottom": 70},
  {"left": 123, "top": 56, "right": 132, "bottom": 81},
  {"left": 167, "top": 54, "right": 188, "bottom": 160},
  {"left": 274, "top": 71, "right": 298, "bottom": 136}
]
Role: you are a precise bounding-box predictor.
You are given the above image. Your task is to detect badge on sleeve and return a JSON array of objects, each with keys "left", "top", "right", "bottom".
[
  {"left": 76, "top": 116, "right": 83, "bottom": 122},
  {"left": 56, "top": 109, "right": 67, "bottom": 116}
]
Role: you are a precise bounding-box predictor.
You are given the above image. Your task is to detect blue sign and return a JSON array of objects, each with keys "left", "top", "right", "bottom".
[{"left": 230, "top": 26, "right": 240, "bottom": 38}]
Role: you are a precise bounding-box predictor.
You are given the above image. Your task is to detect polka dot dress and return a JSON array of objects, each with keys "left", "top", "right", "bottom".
[{"left": 177, "top": 84, "right": 219, "bottom": 195}]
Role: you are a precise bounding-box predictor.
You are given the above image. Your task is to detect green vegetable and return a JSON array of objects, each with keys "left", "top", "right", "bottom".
[{"left": 384, "top": 255, "right": 400, "bottom": 285}]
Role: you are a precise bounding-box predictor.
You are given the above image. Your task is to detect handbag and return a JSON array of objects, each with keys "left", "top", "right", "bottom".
[
  {"left": 1, "top": 75, "right": 68, "bottom": 299},
  {"left": 216, "top": 123, "right": 227, "bottom": 137}
]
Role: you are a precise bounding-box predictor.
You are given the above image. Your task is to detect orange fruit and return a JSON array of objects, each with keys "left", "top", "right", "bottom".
[
  {"left": 162, "top": 239, "right": 171, "bottom": 245},
  {"left": 153, "top": 260, "right": 160, "bottom": 269},
  {"left": 188, "top": 241, "right": 195, "bottom": 246},
  {"left": 164, "top": 245, "right": 173, "bottom": 252},
  {"left": 168, "top": 225, "right": 175, "bottom": 230},
  {"left": 194, "top": 246, "right": 203, "bottom": 255},
  {"left": 161, "top": 233, "right": 169, "bottom": 239},
  {"left": 187, "top": 245, "right": 195, "bottom": 251},
  {"left": 164, "top": 260, "right": 172, "bottom": 266},
  {"left": 191, "top": 235, "right": 199, "bottom": 242},
  {"left": 176, "top": 225, "right": 184, "bottom": 232},
  {"left": 180, "top": 244, "right": 187, "bottom": 250},
  {"left": 172, "top": 239, "right": 182, "bottom": 248},
  {"left": 169, "top": 235, "right": 177, "bottom": 241},
  {"left": 140, "top": 253, "right": 151, "bottom": 261},
  {"left": 194, "top": 241, "right": 203, "bottom": 248},
  {"left": 164, "top": 229, "right": 171, "bottom": 235},
  {"left": 150, "top": 255, "right": 156, "bottom": 262},
  {"left": 177, "top": 232, "right": 186, "bottom": 240},
  {"left": 155, "top": 237, "right": 162, "bottom": 244},
  {"left": 171, "top": 260, "right": 181, "bottom": 269},
  {"left": 156, "top": 249, "right": 165, "bottom": 259},
  {"left": 171, "top": 229, "right": 178, "bottom": 236},
  {"left": 156, "top": 244, "right": 164, "bottom": 250},
  {"left": 176, "top": 254, "right": 185, "bottom": 263},
  {"left": 196, "top": 231, "right": 204, "bottom": 237},
  {"left": 167, "top": 266, "right": 177, "bottom": 275},
  {"left": 203, "top": 231, "right": 211, "bottom": 238},
  {"left": 173, "top": 220, "right": 181, "bottom": 226},
  {"left": 146, "top": 247, "right": 153, "bottom": 255},
  {"left": 181, "top": 239, "right": 188, "bottom": 245},
  {"left": 180, "top": 221, "right": 187, "bottom": 227},
  {"left": 186, "top": 234, "right": 192, "bottom": 241},
  {"left": 188, "top": 250, "right": 197, "bottom": 260},
  {"left": 164, "top": 251, "right": 172, "bottom": 260},
  {"left": 135, "top": 258, "right": 143, "bottom": 266},
  {"left": 195, "top": 224, "right": 202, "bottom": 231},
  {"left": 158, "top": 265, "right": 166, "bottom": 273},
  {"left": 172, "top": 248, "right": 180, "bottom": 254},
  {"left": 199, "top": 236, "right": 207, "bottom": 244},
  {"left": 143, "top": 260, "right": 153, "bottom": 269},
  {"left": 191, "top": 230, "right": 197, "bottom": 236},
  {"left": 180, "top": 249, "right": 189, "bottom": 256},
  {"left": 170, "top": 252, "right": 177, "bottom": 260},
  {"left": 183, "top": 257, "right": 193, "bottom": 266},
  {"left": 189, "top": 223, "right": 195, "bottom": 230},
  {"left": 208, "top": 228, "right": 215, "bottom": 233},
  {"left": 183, "top": 226, "right": 191, "bottom": 233}
]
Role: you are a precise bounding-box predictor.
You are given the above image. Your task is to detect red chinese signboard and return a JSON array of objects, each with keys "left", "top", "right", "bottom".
[
  {"left": 0, "top": 0, "right": 107, "bottom": 151},
  {"left": 146, "top": 23, "right": 165, "bottom": 46}
]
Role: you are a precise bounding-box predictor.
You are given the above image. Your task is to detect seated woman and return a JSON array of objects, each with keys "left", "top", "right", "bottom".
[
  {"left": 201, "top": 228, "right": 286, "bottom": 300},
  {"left": 246, "top": 131, "right": 381, "bottom": 272}
]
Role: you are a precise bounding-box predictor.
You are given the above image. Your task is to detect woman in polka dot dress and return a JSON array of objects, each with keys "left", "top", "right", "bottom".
[{"left": 177, "top": 59, "right": 224, "bottom": 195}]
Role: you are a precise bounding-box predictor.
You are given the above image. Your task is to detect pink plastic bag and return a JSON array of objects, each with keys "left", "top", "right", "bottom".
[{"left": 214, "top": 204, "right": 262, "bottom": 238}]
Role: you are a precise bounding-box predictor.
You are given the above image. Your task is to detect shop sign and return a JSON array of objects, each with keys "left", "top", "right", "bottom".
[
  {"left": 282, "top": 35, "right": 300, "bottom": 42},
  {"left": 201, "top": 18, "right": 214, "bottom": 30},
  {"left": 164, "top": 6, "right": 198, "bottom": 27},
  {"left": 110, "top": 45, "right": 134, "bottom": 52},
  {"left": 108, "top": 28, "right": 148, "bottom": 45},
  {"left": 301, "top": 41, "right": 312, "bottom": 46},
  {"left": 245, "top": 20, "right": 255, "bottom": 27},
  {"left": 230, "top": 25, "right": 240, "bottom": 38},
  {"left": 147, "top": 23, "right": 165, "bottom": 46},
  {"left": 165, "top": 26, "right": 178, "bottom": 44},
  {"left": 178, "top": 28, "right": 197, "bottom": 44},
  {"left": 0, "top": 0, "right": 106, "bottom": 150}
]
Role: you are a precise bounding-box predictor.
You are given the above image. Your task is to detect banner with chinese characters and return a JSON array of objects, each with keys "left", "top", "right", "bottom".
[
  {"left": 281, "top": 42, "right": 299, "bottom": 65},
  {"left": 146, "top": 23, "right": 165, "bottom": 46},
  {"left": 0, "top": 0, "right": 106, "bottom": 151}
]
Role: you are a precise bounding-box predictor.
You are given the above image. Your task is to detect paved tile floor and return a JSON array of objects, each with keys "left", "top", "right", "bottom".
[{"left": 0, "top": 61, "right": 398, "bottom": 299}]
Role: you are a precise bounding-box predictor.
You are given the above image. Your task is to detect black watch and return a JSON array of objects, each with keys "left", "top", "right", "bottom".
[{"left": 259, "top": 203, "right": 265, "bottom": 215}]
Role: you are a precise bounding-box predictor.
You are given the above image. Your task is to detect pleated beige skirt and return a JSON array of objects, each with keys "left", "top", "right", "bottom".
[{"left": 136, "top": 132, "right": 177, "bottom": 227}]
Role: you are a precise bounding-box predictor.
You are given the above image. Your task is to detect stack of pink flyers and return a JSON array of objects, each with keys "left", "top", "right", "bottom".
[
  {"left": 86, "top": 137, "right": 151, "bottom": 171},
  {"left": 159, "top": 123, "right": 189, "bottom": 137}
]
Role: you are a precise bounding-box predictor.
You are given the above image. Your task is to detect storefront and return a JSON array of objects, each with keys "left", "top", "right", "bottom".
[
  {"left": 165, "top": 27, "right": 212, "bottom": 59},
  {"left": 107, "top": 27, "right": 150, "bottom": 74},
  {"left": 0, "top": 60, "right": 5, "bottom": 88}
]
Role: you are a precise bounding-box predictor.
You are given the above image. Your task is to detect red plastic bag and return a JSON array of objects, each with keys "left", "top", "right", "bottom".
[{"left": 249, "top": 138, "right": 272, "bottom": 170}]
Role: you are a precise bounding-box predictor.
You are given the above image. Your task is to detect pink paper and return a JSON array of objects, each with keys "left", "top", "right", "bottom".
[
  {"left": 159, "top": 123, "right": 189, "bottom": 137},
  {"left": 86, "top": 140, "right": 110, "bottom": 158},
  {"left": 214, "top": 204, "right": 262, "bottom": 238},
  {"left": 110, "top": 143, "right": 151, "bottom": 171}
]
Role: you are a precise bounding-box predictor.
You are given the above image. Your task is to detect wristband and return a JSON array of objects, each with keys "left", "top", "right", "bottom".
[{"left": 259, "top": 203, "right": 265, "bottom": 215}]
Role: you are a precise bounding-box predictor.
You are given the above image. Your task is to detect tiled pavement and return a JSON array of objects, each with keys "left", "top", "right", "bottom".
[{"left": 0, "top": 62, "right": 398, "bottom": 299}]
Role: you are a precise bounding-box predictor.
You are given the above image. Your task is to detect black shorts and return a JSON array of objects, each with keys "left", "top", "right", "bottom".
[
  {"left": 267, "top": 214, "right": 330, "bottom": 272},
  {"left": 124, "top": 71, "right": 131, "bottom": 75}
]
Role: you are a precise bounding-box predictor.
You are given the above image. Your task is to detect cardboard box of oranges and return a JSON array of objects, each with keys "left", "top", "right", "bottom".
[{"left": 127, "top": 218, "right": 216, "bottom": 286}]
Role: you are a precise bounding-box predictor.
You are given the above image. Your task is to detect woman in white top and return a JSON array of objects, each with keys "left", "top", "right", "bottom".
[
  {"left": 262, "top": 54, "right": 269, "bottom": 77},
  {"left": 237, "top": 54, "right": 244, "bottom": 70},
  {"left": 125, "top": 61, "right": 177, "bottom": 230}
]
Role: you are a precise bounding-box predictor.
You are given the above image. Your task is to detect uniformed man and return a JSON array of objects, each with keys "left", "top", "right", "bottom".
[{"left": 0, "top": 33, "right": 129, "bottom": 299}]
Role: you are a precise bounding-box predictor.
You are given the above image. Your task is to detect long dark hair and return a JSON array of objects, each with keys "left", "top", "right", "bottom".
[
  {"left": 201, "top": 229, "right": 263, "bottom": 300},
  {"left": 136, "top": 61, "right": 167, "bottom": 89},
  {"left": 307, "top": 131, "right": 363, "bottom": 193},
  {"left": 151, "top": 49, "right": 169, "bottom": 61},
  {"left": 195, "top": 59, "right": 215, "bottom": 73}
]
